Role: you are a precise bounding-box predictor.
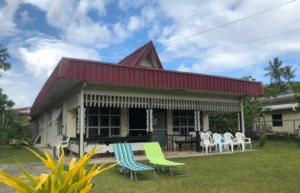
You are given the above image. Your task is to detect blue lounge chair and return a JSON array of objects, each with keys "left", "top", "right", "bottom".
[{"left": 113, "top": 143, "right": 156, "bottom": 183}]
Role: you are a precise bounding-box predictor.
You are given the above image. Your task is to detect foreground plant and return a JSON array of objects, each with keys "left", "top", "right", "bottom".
[{"left": 0, "top": 144, "right": 118, "bottom": 192}]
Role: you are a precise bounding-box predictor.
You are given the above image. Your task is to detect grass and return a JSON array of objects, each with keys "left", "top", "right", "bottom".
[
  {"left": 87, "top": 140, "right": 300, "bottom": 193},
  {"left": 0, "top": 145, "right": 46, "bottom": 164}
]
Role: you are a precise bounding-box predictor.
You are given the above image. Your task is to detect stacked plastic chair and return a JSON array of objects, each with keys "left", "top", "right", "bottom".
[
  {"left": 201, "top": 133, "right": 217, "bottom": 154},
  {"left": 224, "top": 132, "right": 242, "bottom": 153},
  {"left": 213, "top": 133, "right": 230, "bottom": 153}
]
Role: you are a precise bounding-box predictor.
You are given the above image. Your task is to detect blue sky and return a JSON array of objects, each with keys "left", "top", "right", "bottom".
[{"left": 1, "top": 0, "right": 300, "bottom": 108}]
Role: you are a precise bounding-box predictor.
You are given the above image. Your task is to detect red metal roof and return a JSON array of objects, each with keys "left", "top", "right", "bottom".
[
  {"left": 118, "top": 41, "right": 163, "bottom": 69},
  {"left": 30, "top": 41, "right": 264, "bottom": 116}
]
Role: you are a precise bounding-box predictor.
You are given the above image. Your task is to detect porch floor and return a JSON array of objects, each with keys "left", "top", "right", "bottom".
[{"left": 34, "top": 145, "right": 256, "bottom": 166}]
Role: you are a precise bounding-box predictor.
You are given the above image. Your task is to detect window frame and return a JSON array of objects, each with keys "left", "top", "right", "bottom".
[
  {"left": 86, "top": 106, "right": 121, "bottom": 138},
  {"left": 272, "top": 114, "right": 283, "bottom": 127},
  {"left": 172, "top": 110, "right": 195, "bottom": 135},
  {"left": 57, "top": 110, "right": 63, "bottom": 135}
]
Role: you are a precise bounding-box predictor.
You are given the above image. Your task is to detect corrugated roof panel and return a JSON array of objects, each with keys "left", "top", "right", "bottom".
[{"left": 31, "top": 57, "right": 264, "bottom": 116}]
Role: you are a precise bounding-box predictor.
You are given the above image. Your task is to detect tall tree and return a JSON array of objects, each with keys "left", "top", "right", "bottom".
[
  {"left": 282, "top": 65, "right": 296, "bottom": 87},
  {"left": 0, "top": 45, "right": 11, "bottom": 77},
  {"left": 264, "top": 57, "right": 285, "bottom": 89}
]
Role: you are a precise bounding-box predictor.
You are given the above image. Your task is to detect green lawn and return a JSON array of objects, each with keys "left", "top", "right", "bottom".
[
  {"left": 88, "top": 140, "right": 300, "bottom": 193},
  {"left": 0, "top": 145, "right": 46, "bottom": 164}
]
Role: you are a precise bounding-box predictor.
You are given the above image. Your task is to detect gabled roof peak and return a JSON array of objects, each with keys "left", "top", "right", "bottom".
[{"left": 118, "top": 40, "right": 163, "bottom": 69}]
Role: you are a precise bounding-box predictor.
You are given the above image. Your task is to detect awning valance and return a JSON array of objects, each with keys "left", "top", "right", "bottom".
[{"left": 84, "top": 94, "right": 241, "bottom": 112}]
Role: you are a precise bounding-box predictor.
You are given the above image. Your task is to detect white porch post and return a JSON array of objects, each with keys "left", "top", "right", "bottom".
[
  {"left": 195, "top": 110, "right": 201, "bottom": 152},
  {"left": 80, "top": 83, "right": 86, "bottom": 157},
  {"left": 44, "top": 112, "right": 47, "bottom": 146},
  {"left": 240, "top": 99, "right": 245, "bottom": 135},
  {"left": 238, "top": 113, "right": 241, "bottom": 131}
]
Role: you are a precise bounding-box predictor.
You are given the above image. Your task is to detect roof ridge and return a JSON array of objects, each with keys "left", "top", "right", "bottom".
[{"left": 117, "top": 41, "right": 151, "bottom": 64}]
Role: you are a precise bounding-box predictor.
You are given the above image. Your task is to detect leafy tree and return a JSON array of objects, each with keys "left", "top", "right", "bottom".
[
  {"left": 291, "top": 82, "right": 300, "bottom": 104},
  {"left": 282, "top": 65, "right": 296, "bottom": 87},
  {"left": 209, "top": 76, "right": 270, "bottom": 134},
  {"left": 264, "top": 57, "right": 285, "bottom": 89},
  {"left": 0, "top": 45, "right": 11, "bottom": 77},
  {"left": 263, "top": 86, "right": 280, "bottom": 99}
]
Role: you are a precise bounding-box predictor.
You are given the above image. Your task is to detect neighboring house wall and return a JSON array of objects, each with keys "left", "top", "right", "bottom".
[{"left": 260, "top": 110, "right": 300, "bottom": 134}]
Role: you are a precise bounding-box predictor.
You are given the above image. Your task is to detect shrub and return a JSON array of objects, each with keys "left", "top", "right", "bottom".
[
  {"left": 257, "top": 124, "right": 272, "bottom": 147},
  {"left": 0, "top": 144, "right": 119, "bottom": 192},
  {"left": 8, "top": 139, "right": 29, "bottom": 149}
]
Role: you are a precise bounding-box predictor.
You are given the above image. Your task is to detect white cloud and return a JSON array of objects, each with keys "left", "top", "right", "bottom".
[
  {"left": 65, "top": 22, "right": 111, "bottom": 45},
  {"left": 118, "top": 0, "right": 146, "bottom": 11},
  {"left": 0, "top": 69, "right": 33, "bottom": 108},
  {"left": 0, "top": 0, "right": 21, "bottom": 38},
  {"left": 127, "top": 16, "right": 144, "bottom": 32},
  {"left": 20, "top": 10, "right": 30, "bottom": 23},
  {"left": 113, "top": 22, "right": 129, "bottom": 41},
  {"left": 23, "top": 0, "right": 51, "bottom": 11},
  {"left": 156, "top": 0, "right": 300, "bottom": 74},
  {"left": 16, "top": 37, "right": 102, "bottom": 77}
]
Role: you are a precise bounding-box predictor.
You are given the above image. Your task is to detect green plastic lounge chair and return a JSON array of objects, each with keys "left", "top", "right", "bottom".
[
  {"left": 113, "top": 143, "right": 156, "bottom": 183},
  {"left": 143, "top": 142, "right": 189, "bottom": 177}
]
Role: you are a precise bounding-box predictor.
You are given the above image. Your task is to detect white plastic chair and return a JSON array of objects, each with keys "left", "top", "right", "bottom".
[
  {"left": 189, "top": 132, "right": 196, "bottom": 137},
  {"left": 205, "top": 131, "right": 212, "bottom": 135},
  {"left": 212, "top": 133, "right": 229, "bottom": 153},
  {"left": 224, "top": 133, "right": 241, "bottom": 153},
  {"left": 200, "top": 133, "right": 216, "bottom": 154},
  {"left": 235, "top": 132, "right": 252, "bottom": 151},
  {"left": 56, "top": 136, "right": 70, "bottom": 157}
]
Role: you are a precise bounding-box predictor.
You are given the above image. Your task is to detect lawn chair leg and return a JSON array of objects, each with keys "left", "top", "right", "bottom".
[
  {"left": 135, "top": 169, "right": 156, "bottom": 183},
  {"left": 169, "top": 164, "right": 189, "bottom": 177}
]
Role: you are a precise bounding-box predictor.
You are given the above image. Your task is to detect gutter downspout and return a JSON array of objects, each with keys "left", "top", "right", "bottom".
[
  {"left": 293, "top": 104, "right": 297, "bottom": 111},
  {"left": 80, "top": 82, "right": 87, "bottom": 158}
]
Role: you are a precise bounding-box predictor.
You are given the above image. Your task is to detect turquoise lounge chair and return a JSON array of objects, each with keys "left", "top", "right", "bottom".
[
  {"left": 113, "top": 143, "right": 156, "bottom": 183},
  {"left": 143, "top": 142, "right": 189, "bottom": 177}
]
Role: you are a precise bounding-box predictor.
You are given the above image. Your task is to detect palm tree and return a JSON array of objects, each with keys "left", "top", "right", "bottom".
[
  {"left": 282, "top": 65, "right": 296, "bottom": 87},
  {"left": 264, "top": 57, "right": 285, "bottom": 89}
]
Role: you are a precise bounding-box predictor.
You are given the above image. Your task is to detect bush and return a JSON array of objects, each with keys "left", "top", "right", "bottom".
[
  {"left": 9, "top": 139, "right": 29, "bottom": 149},
  {"left": 257, "top": 124, "right": 272, "bottom": 147},
  {"left": 0, "top": 144, "right": 119, "bottom": 192}
]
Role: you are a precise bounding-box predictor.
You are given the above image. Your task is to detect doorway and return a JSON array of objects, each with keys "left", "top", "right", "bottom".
[
  {"left": 129, "top": 108, "right": 147, "bottom": 136},
  {"left": 152, "top": 109, "right": 167, "bottom": 147}
]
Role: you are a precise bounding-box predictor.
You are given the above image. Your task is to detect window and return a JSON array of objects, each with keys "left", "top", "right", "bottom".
[
  {"left": 272, "top": 114, "right": 283, "bottom": 127},
  {"left": 86, "top": 106, "right": 120, "bottom": 138},
  {"left": 55, "top": 107, "right": 63, "bottom": 135},
  {"left": 57, "top": 112, "right": 63, "bottom": 135},
  {"left": 172, "top": 110, "right": 195, "bottom": 135}
]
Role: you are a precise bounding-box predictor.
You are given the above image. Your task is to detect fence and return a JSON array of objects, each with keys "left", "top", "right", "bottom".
[{"left": 254, "top": 119, "right": 300, "bottom": 135}]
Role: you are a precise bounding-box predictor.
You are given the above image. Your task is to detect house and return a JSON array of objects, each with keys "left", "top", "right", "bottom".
[
  {"left": 30, "top": 41, "right": 264, "bottom": 157},
  {"left": 13, "top": 107, "right": 31, "bottom": 116},
  {"left": 259, "top": 93, "right": 300, "bottom": 134}
]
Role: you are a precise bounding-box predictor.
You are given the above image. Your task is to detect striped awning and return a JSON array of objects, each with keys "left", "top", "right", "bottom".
[{"left": 84, "top": 94, "right": 241, "bottom": 112}]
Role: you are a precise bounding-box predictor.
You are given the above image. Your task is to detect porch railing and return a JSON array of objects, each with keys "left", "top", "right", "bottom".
[
  {"left": 70, "top": 136, "right": 149, "bottom": 146},
  {"left": 166, "top": 134, "right": 196, "bottom": 151}
]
